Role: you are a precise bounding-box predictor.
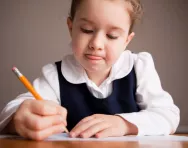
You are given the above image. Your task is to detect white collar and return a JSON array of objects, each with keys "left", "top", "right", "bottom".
[{"left": 61, "top": 50, "right": 134, "bottom": 84}]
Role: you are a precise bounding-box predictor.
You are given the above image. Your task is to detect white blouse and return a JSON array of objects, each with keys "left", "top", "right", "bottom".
[{"left": 0, "top": 50, "right": 180, "bottom": 136}]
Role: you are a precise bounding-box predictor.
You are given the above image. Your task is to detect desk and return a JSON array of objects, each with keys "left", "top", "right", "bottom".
[{"left": 0, "top": 135, "right": 188, "bottom": 148}]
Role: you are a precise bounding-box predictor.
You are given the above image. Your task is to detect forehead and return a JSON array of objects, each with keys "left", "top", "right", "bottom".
[{"left": 74, "top": 0, "right": 131, "bottom": 30}]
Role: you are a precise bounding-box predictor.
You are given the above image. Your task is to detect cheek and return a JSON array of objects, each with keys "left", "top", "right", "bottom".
[
  {"left": 72, "top": 40, "right": 86, "bottom": 60},
  {"left": 71, "top": 37, "right": 83, "bottom": 55},
  {"left": 72, "top": 34, "right": 88, "bottom": 52},
  {"left": 105, "top": 44, "right": 125, "bottom": 64},
  {"left": 106, "top": 50, "right": 119, "bottom": 65},
  {"left": 72, "top": 46, "right": 82, "bottom": 57}
]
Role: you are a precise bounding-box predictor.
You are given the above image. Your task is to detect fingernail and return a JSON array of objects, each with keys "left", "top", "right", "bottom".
[{"left": 70, "top": 132, "right": 75, "bottom": 138}]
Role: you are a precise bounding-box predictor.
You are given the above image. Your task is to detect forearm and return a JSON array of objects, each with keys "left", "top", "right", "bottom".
[{"left": 117, "top": 107, "right": 180, "bottom": 136}]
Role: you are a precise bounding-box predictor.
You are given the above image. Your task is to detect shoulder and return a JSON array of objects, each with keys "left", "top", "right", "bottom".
[
  {"left": 132, "top": 52, "right": 154, "bottom": 68},
  {"left": 131, "top": 52, "right": 159, "bottom": 83},
  {"left": 30, "top": 63, "right": 60, "bottom": 101},
  {"left": 42, "top": 63, "right": 58, "bottom": 79},
  {"left": 39, "top": 63, "right": 59, "bottom": 95},
  {"left": 41, "top": 54, "right": 77, "bottom": 79},
  {"left": 112, "top": 51, "right": 154, "bottom": 80},
  {"left": 132, "top": 52, "right": 155, "bottom": 72}
]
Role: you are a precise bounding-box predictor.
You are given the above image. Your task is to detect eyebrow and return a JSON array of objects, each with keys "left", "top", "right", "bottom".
[
  {"left": 110, "top": 27, "right": 125, "bottom": 33},
  {"left": 79, "top": 18, "right": 95, "bottom": 24},
  {"left": 79, "top": 18, "right": 125, "bottom": 32}
]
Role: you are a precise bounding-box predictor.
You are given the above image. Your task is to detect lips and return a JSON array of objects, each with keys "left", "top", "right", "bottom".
[{"left": 85, "top": 54, "right": 103, "bottom": 60}]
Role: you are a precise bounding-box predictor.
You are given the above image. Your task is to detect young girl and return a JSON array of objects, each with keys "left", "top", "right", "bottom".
[{"left": 0, "top": 0, "right": 180, "bottom": 140}]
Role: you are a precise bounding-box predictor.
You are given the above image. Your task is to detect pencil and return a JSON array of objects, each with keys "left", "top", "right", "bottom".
[{"left": 12, "top": 67, "right": 69, "bottom": 133}]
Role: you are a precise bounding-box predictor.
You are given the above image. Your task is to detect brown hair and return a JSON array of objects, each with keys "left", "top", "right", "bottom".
[{"left": 69, "top": 0, "right": 143, "bottom": 34}]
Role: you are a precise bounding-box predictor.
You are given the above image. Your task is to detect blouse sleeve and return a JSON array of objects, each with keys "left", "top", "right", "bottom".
[
  {"left": 0, "top": 64, "right": 60, "bottom": 132},
  {"left": 117, "top": 52, "right": 180, "bottom": 136}
]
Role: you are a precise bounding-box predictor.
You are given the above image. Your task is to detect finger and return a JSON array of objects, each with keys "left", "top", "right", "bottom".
[
  {"left": 29, "top": 100, "right": 67, "bottom": 125},
  {"left": 95, "top": 127, "right": 119, "bottom": 138},
  {"left": 70, "top": 118, "right": 103, "bottom": 138},
  {"left": 14, "top": 122, "right": 28, "bottom": 139},
  {"left": 73, "top": 115, "right": 95, "bottom": 129},
  {"left": 80, "top": 121, "right": 111, "bottom": 138},
  {"left": 25, "top": 113, "right": 66, "bottom": 130},
  {"left": 25, "top": 123, "right": 67, "bottom": 141},
  {"left": 57, "top": 106, "right": 67, "bottom": 126},
  {"left": 30, "top": 100, "right": 60, "bottom": 116},
  {"left": 72, "top": 114, "right": 101, "bottom": 129}
]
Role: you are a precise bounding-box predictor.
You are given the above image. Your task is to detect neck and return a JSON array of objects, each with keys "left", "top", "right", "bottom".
[{"left": 86, "top": 68, "right": 111, "bottom": 87}]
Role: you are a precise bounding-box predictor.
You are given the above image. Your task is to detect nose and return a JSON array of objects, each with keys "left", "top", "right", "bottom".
[{"left": 88, "top": 33, "right": 104, "bottom": 51}]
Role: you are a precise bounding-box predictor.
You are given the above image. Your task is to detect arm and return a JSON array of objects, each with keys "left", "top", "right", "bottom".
[
  {"left": 117, "top": 52, "right": 180, "bottom": 136},
  {"left": 0, "top": 64, "right": 60, "bottom": 134}
]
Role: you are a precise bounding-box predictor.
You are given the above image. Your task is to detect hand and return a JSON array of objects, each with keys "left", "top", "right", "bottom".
[
  {"left": 12, "top": 99, "right": 67, "bottom": 140},
  {"left": 70, "top": 114, "right": 138, "bottom": 138}
]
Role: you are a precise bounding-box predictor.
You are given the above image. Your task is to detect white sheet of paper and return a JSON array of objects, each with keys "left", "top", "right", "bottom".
[{"left": 0, "top": 133, "right": 188, "bottom": 141}]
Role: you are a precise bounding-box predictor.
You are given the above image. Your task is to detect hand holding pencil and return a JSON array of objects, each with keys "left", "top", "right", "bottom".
[{"left": 11, "top": 67, "right": 69, "bottom": 140}]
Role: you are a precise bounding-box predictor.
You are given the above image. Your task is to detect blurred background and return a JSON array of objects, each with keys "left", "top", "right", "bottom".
[{"left": 0, "top": 0, "right": 187, "bottom": 133}]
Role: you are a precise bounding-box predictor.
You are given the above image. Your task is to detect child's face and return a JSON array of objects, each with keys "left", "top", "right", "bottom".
[{"left": 67, "top": 0, "right": 134, "bottom": 74}]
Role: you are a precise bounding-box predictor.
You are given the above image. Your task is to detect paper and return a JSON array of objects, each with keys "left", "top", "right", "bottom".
[
  {"left": 46, "top": 133, "right": 188, "bottom": 141},
  {"left": 0, "top": 133, "right": 188, "bottom": 141}
]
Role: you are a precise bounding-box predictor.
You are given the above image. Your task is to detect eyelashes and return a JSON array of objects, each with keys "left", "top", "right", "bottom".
[
  {"left": 80, "top": 28, "right": 94, "bottom": 34},
  {"left": 106, "top": 34, "right": 118, "bottom": 39},
  {"left": 80, "top": 27, "right": 118, "bottom": 40}
]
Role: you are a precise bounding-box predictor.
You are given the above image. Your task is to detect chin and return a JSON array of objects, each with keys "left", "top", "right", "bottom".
[{"left": 84, "top": 65, "right": 103, "bottom": 73}]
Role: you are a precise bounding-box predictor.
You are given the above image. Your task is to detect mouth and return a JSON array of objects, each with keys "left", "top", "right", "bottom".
[{"left": 85, "top": 54, "right": 103, "bottom": 60}]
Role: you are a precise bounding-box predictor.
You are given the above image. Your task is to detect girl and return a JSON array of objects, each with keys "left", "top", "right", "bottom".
[{"left": 0, "top": 0, "right": 180, "bottom": 140}]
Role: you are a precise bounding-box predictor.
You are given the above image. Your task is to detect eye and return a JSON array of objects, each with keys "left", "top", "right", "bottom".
[
  {"left": 107, "top": 34, "right": 118, "bottom": 39},
  {"left": 80, "top": 28, "right": 93, "bottom": 34}
]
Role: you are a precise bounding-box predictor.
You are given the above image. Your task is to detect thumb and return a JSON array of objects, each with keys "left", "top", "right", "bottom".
[{"left": 57, "top": 106, "right": 68, "bottom": 126}]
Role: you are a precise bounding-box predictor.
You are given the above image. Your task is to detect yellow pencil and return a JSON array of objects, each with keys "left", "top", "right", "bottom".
[{"left": 12, "top": 67, "right": 69, "bottom": 133}]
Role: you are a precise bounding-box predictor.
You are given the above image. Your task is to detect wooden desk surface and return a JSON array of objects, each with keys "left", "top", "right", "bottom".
[{"left": 0, "top": 135, "right": 188, "bottom": 148}]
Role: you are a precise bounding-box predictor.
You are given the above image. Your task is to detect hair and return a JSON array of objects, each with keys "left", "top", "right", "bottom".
[{"left": 69, "top": 0, "right": 143, "bottom": 34}]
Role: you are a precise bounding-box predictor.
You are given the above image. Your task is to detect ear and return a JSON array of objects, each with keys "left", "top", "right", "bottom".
[
  {"left": 67, "top": 17, "right": 73, "bottom": 37},
  {"left": 125, "top": 32, "right": 135, "bottom": 46}
]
